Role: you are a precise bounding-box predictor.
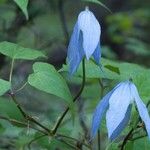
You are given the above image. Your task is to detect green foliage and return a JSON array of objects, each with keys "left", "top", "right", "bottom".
[
  {"left": 0, "top": 79, "right": 10, "bottom": 96},
  {"left": 125, "top": 138, "right": 150, "bottom": 150},
  {"left": 0, "top": 0, "right": 150, "bottom": 149},
  {"left": 13, "top": 0, "right": 29, "bottom": 20},
  {"left": 0, "top": 97, "right": 23, "bottom": 120},
  {"left": 0, "top": 41, "right": 46, "bottom": 60},
  {"left": 106, "top": 9, "right": 150, "bottom": 56},
  {"left": 28, "top": 62, "right": 73, "bottom": 107},
  {"left": 61, "top": 57, "right": 150, "bottom": 103}
]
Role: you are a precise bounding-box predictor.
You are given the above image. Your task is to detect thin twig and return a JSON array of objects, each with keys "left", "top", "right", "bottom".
[
  {"left": 15, "top": 81, "right": 28, "bottom": 93},
  {"left": 0, "top": 115, "right": 47, "bottom": 135},
  {"left": 120, "top": 100, "right": 150, "bottom": 149},
  {"left": 9, "top": 59, "right": 15, "bottom": 90},
  {"left": 28, "top": 135, "right": 46, "bottom": 150},
  {"left": 52, "top": 59, "right": 86, "bottom": 134},
  {"left": 130, "top": 134, "right": 147, "bottom": 141},
  {"left": 57, "top": 133, "right": 90, "bottom": 149},
  {"left": 9, "top": 93, "right": 52, "bottom": 134},
  {"left": 120, "top": 128, "right": 134, "bottom": 150}
]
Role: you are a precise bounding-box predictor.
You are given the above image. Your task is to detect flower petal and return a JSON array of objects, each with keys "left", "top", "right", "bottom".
[
  {"left": 91, "top": 91, "right": 112, "bottom": 139},
  {"left": 92, "top": 42, "right": 101, "bottom": 64},
  {"left": 106, "top": 81, "right": 132, "bottom": 138},
  {"left": 130, "top": 83, "right": 150, "bottom": 139},
  {"left": 78, "top": 9, "right": 101, "bottom": 59},
  {"left": 110, "top": 104, "right": 132, "bottom": 141},
  {"left": 67, "top": 23, "right": 84, "bottom": 74}
]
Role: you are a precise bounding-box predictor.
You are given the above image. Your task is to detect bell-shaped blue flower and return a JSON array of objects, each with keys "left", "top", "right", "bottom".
[
  {"left": 67, "top": 7, "right": 101, "bottom": 74},
  {"left": 91, "top": 80, "right": 150, "bottom": 141}
]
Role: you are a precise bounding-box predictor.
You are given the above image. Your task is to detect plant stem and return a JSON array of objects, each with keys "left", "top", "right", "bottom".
[
  {"left": 28, "top": 134, "right": 46, "bottom": 150},
  {"left": 15, "top": 81, "right": 28, "bottom": 93},
  {"left": 57, "top": 133, "right": 90, "bottom": 149},
  {"left": 0, "top": 115, "right": 46, "bottom": 135},
  {"left": 120, "top": 128, "right": 134, "bottom": 150},
  {"left": 9, "top": 93, "right": 52, "bottom": 134},
  {"left": 9, "top": 59, "right": 15, "bottom": 90},
  {"left": 120, "top": 100, "right": 150, "bottom": 149},
  {"left": 0, "top": 115, "right": 90, "bottom": 149},
  {"left": 97, "top": 79, "right": 105, "bottom": 150},
  {"left": 52, "top": 59, "right": 86, "bottom": 134},
  {"left": 98, "top": 130, "right": 101, "bottom": 150}
]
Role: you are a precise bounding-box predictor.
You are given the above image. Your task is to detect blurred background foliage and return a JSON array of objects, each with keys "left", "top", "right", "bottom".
[{"left": 0, "top": 0, "right": 150, "bottom": 149}]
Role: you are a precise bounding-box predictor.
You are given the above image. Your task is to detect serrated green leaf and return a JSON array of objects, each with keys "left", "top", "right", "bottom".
[
  {"left": 0, "top": 41, "right": 46, "bottom": 60},
  {"left": 82, "top": 0, "right": 112, "bottom": 13},
  {"left": 28, "top": 62, "right": 73, "bottom": 108},
  {"left": 0, "top": 79, "right": 10, "bottom": 96},
  {"left": 13, "top": 0, "right": 29, "bottom": 20}
]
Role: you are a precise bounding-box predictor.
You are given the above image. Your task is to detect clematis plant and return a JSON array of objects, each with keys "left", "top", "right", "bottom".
[
  {"left": 91, "top": 80, "right": 150, "bottom": 141},
  {"left": 67, "top": 7, "right": 101, "bottom": 74}
]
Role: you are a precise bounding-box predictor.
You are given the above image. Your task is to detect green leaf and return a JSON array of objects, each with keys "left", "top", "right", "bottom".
[
  {"left": 125, "top": 137, "right": 150, "bottom": 150},
  {"left": 125, "top": 141, "right": 134, "bottom": 150},
  {"left": 13, "top": 0, "right": 29, "bottom": 20},
  {"left": 0, "top": 41, "right": 46, "bottom": 60},
  {"left": 60, "top": 58, "right": 120, "bottom": 79},
  {"left": 0, "top": 124, "right": 5, "bottom": 134},
  {"left": 104, "top": 64, "right": 120, "bottom": 75},
  {"left": 0, "top": 97, "right": 23, "bottom": 120},
  {"left": 0, "top": 79, "right": 10, "bottom": 96},
  {"left": 28, "top": 62, "right": 73, "bottom": 107},
  {"left": 61, "top": 58, "right": 150, "bottom": 103},
  {"left": 82, "top": 0, "right": 112, "bottom": 13}
]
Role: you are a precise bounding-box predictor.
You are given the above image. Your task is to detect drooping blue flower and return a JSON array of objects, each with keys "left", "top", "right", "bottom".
[
  {"left": 67, "top": 7, "right": 101, "bottom": 74},
  {"left": 91, "top": 80, "right": 150, "bottom": 141}
]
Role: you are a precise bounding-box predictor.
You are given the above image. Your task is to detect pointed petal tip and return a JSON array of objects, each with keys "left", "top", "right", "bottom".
[
  {"left": 78, "top": 9, "right": 101, "bottom": 60},
  {"left": 130, "top": 83, "right": 150, "bottom": 139}
]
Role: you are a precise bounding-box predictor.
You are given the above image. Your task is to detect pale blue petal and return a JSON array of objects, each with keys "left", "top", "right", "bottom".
[
  {"left": 110, "top": 104, "right": 132, "bottom": 141},
  {"left": 91, "top": 91, "right": 112, "bottom": 139},
  {"left": 130, "top": 83, "right": 150, "bottom": 139},
  {"left": 106, "top": 81, "right": 132, "bottom": 138},
  {"left": 67, "top": 23, "right": 84, "bottom": 74},
  {"left": 78, "top": 9, "right": 101, "bottom": 59},
  {"left": 93, "top": 42, "right": 101, "bottom": 64},
  {"left": 91, "top": 82, "right": 123, "bottom": 139}
]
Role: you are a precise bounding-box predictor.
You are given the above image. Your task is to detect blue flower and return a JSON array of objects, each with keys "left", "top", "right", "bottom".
[
  {"left": 67, "top": 7, "right": 101, "bottom": 74},
  {"left": 91, "top": 80, "right": 150, "bottom": 141}
]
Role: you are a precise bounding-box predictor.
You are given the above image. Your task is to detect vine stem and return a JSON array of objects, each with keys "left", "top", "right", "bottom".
[
  {"left": 0, "top": 115, "right": 47, "bottom": 135},
  {"left": 98, "top": 130, "right": 101, "bottom": 150},
  {"left": 15, "top": 81, "right": 28, "bottom": 93},
  {"left": 52, "top": 59, "right": 86, "bottom": 134},
  {"left": 97, "top": 79, "right": 105, "bottom": 150},
  {"left": 8, "top": 59, "right": 52, "bottom": 135},
  {"left": 9, "top": 59, "right": 14, "bottom": 88},
  {"left": 9, "top": 92, "right": 51, "bottom": 134},
  {"left": 28, "top": 135, "right": 46, "bottom": 150},
  {"left": 0, "top": 115, "right": 90, "bottom": 149},
  {"left": 120, "top": 100, "right": 150, "bottom": 149},
  {"left": 120, "top": 128, "right": 134, "bottom": 150}
]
